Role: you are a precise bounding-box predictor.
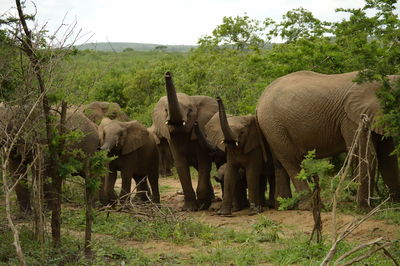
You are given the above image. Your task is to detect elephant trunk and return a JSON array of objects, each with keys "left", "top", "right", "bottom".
[
  {"left": 194, "top": 121, "right": 215, "bottom": 152},
  {"left": 217, "top": 97, "right": 237, "bottom": 145},
  {"left": 165, "top": 72, "right": 184, "bottom": 126}
]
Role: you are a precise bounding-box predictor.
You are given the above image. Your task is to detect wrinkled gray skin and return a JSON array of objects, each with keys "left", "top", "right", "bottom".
[
  {"left": 0, "top": 105, "right": 100, "bottom": 211},
  {"left": 203, "top": 98, "right": 275, "bottom": 215},
  {"left": 99, "top": 118, "right": 160, "bottom": 204},
  {"left": 257, "top": 71, "right": 400, "bottom": 208},
  {"left": 152, "top": 72, "right": 218, "bottom": 211},
  {"left": 148, "top": 125, "right": 175, "bottom": 177},
  {"left": 84, "top": 101, "right": 174, "bottom": 177}
]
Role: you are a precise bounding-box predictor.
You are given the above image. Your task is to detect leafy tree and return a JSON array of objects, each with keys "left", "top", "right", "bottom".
[{"left": 198, "top": 14, "right": 267, "bottom": 51}]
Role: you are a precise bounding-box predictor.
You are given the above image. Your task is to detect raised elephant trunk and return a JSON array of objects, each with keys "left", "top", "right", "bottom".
[
  {"left": 217, "top": 97, "right": 237, "bottom": 146},
  {"left": 194, "top": 121, "right": 215, "bottom": 152},
  {"left": 165, "top": 72, "right": 184, "bottom": 126}
]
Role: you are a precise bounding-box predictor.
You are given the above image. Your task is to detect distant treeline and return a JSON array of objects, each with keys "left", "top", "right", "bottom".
[{"left": 75, "top": 42, "right": 197, "bottom": 52}]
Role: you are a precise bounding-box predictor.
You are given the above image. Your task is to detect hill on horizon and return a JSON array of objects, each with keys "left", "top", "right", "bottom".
[{"left": 75, "top": 42, "right": 197, "bottom": 52}]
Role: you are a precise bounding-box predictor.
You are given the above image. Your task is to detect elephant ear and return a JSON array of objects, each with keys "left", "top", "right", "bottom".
[
  {"left": 191, "top": 96, "right": 218, "bottom": 128},
  {"left": 242, "top": 116, "right": 261, "bottom": 154},
  {"left": 147, "top": 125, "right": 160, "bottom": 145},
  {"left": 204, "top": 113, "right": 226, "bottom": 152},
  {"left": 98, "top": 118, "right": 112, "bottom": 146},
  {"left": 122, "top": 120, "right": 149, "bottom": 155},
  {"left": 344, "top": 80, "right": 385, "bottom": 135},
  {"left": 151, "top": 97, "right": 171, "bottom": 140}
]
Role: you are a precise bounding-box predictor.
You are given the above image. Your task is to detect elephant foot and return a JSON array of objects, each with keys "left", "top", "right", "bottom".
[
  {"left": 217, "top": 205, "right": 232, "bottom": 216},
  {"left": 197, "top": 198, "right": 212, "bottom": 210},
  {"left": 266, "top": 199, "right": 275, "bottom": 209},
  {"left": 248, "top": 203, "right": 263, "bottom": 216},
  {"left": 151, "top": 196, "right": 160, "bottom": 204},
  {"left": 182, "top": 200, "right": 199, "bottom": 211}
]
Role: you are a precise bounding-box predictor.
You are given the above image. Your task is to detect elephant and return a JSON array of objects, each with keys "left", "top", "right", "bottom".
[
  {"left": 202, "top": 97, "right": 275, "bottom": 215},
  {"left": 256, "top": 70, "right": 400, "bottom": 208},
  {"left": 98, "top": 118, "right": 160, "bottom": 204},
  {"left": 151, "top": 72, "right": 218, "bottom": 211},
  {"left": 213, "top": 163, "right": 249, "bottom": 212},
  {"left": 82, "top": 101, "right": 174, "bottom": 177},
  {"left": 0, "top": 104, "right": 100, "bottom": 211},
  {"left": 82, "top": 101, "right": 129, "bottom": 125}
]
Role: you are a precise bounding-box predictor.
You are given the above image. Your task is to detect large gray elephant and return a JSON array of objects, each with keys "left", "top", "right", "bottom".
[
  {"left": 99, "top": 118, "right": 160, "bottom": 204},
  {"left": 256, "top": 71, "right": 400, "bottom": 208},
  {"left": 202, "top": 97, "right": 275, "bottom": 215},
  {"left": 152, "top": 72, "right": 218, "bottom": 211}
]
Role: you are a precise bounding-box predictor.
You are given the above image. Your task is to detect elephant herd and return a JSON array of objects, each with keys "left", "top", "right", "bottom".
[{"left": 3, "top": 70, "right": 400, "bottom": 216}]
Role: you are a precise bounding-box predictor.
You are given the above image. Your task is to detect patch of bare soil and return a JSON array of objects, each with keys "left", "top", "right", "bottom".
[
  {"left": 108, "top": 175, "right": 399, "bottom": 258},
  {"left": 154, "top": 177, "right": 399, "bottom": 243}
]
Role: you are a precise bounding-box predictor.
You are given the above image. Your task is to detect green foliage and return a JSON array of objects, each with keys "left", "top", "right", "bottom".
[
  {"left": 277, "top": 192, "right": 303, "bottom": 210},
  {"left": 198, "top": 14, "right": 267, "bottom": 50},
  {"left": 251, "top": 216, "right": 283, "bottom": 242},
  {"left": 191, "top": 242, "right": 269, "bottom": 265},
  {"left": 296, "top": 150, "right": 335, "bottom": 182}
]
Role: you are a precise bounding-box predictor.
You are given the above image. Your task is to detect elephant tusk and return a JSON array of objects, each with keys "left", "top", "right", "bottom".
[
  {"left": 235, "top": 141, "right": 239, "bottom": 147},
  {"left": 182, "top": 121, "right": 186, "bottom": 126},
  {"left": 221, "top": 140, "right": 224, "bottom": 144},
  {"left": 165, "top": 121, "right": 169, "bottom": 125}
]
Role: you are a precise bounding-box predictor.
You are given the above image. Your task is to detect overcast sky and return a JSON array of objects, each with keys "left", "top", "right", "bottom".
[{"left": 1, "top": 0, "right": 399, "bottom": 45}]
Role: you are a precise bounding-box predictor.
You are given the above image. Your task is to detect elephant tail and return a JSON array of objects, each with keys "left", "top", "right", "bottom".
[{"left": 255, "top": 109, "right": 269, "bottom": 163}]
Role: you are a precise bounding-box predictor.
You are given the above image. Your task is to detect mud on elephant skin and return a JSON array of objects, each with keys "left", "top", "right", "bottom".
[
  {"left": 203, "top": 97, "right": 275, "bottom": 216},
  {"left": 256, "top": 71, "right": 400, "bottom": 209},
  {"left": 99, "top": 118, "right": 160, "bottom": 204},
  {"left": 151, "top": 72, "right": 218, "bottom": 211}
]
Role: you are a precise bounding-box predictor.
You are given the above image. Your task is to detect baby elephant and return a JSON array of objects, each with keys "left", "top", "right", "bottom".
[
  {"left": 99, "top": 118, "right": 160, "bottom": 204},
  {"left": 214, "top": 163, "right": 249, "bottom": 212}
]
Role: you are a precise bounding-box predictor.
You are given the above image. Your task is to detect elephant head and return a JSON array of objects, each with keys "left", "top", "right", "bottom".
[
  {"left": 99, "top": 118, "right": 149, "bottom": 155},
  {"left": 83, "top": 101, "right": 129, "bottom": 125},
  {"left": 204, "top": 97, "right": 261, "bottom": 155},
  {"left": 152, "top": 72, "right": 218, "bottom": 140}
]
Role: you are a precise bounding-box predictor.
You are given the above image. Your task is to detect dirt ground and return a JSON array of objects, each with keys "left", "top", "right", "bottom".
[
  {"left": 157, "top": 177, "right": 399, "bottom": 242},
  {"left": 106, "top": 176, "right": 399, "bottom": 258}
]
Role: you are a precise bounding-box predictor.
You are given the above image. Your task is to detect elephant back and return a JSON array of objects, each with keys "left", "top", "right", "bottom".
[
  {"left": 344, "top": 75, "right": 399, "bottom": 136},
  {"left": 65, "top": 110, "right": 99, "bottom": 156}
]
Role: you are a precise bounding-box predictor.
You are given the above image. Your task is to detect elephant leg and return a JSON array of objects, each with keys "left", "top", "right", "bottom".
[
  {"left": 196, "top": 149, "right": 213, "bottom": 210},
  {"left": 133, "top": 175, "right": 150, "bottom": 201},
  {"left": 173, "top": 153, "right": 198, "bottom": 211},
  {"left": 98, "top": 175, "right": 107, "bottom": 205},
  {"left": 376, "top": 136, "right": 400, "bottom": 202},
  {"left": 246, "top": 162, "right": 263, "bottom": 216},
  {"left": 342, "top": 119, "right": 376, "bottom": 208},
  {"left": 232, "top": 173, "right": 249, "bottom": 212},
  {"left": 274, "top": 159, "right": 292, "bottom": 207},
  {"left": 120, "top": 170, "right": 133, "bottom": 202},
  {"left": 218, "top": 163, "right": 239, "bottom": 216},
  {"left": 105, "top": 170, "right": 118, "bottom": 204},
  {"left": 279, "top": 157, "right": 311, "bottom": 210},
  {"left": 148, "top": 169, "right": 160, "bottom": 203},
  {"left": 9, "top": 157, "right": 31, "bottom": 212},
  {"left": 266, "top": 158, "right": 276, "bottom": 208}
]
